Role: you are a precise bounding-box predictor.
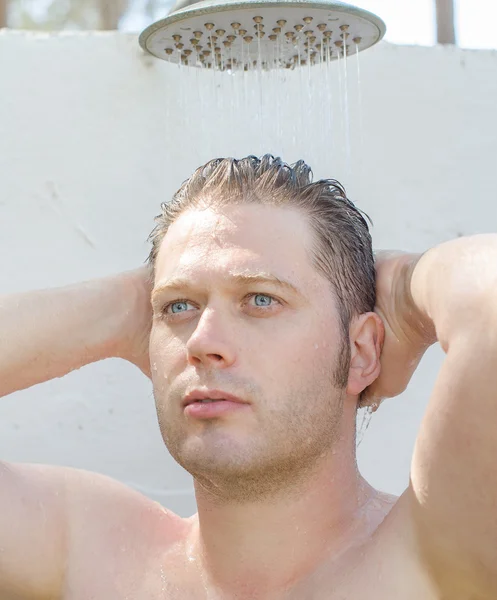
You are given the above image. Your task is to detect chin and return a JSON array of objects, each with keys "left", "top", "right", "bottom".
[{"left": 168, "top": 429, "right": 265, "bottom": 477}]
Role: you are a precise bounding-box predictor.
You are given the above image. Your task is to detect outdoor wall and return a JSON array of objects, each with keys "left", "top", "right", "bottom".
[{"left": 1, "top": 29, "right": 496, "bottom": 517}]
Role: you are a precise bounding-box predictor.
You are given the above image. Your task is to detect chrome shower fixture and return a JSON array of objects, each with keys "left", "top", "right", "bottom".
[{"left": 139, "top": 0, "right": 386, "bottom": 70}]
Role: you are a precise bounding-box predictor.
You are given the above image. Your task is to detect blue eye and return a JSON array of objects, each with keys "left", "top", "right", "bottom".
[
  {"left": 253, "top": 294, "right": 273, "bottom": 307},
  {"left": 168, "top": 301, "right": 191, "bottom": 314}
]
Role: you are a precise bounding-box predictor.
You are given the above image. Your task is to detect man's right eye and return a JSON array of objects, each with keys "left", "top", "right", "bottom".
[{"left": 163, "top": 300, "right": 195, "bottom": 315}]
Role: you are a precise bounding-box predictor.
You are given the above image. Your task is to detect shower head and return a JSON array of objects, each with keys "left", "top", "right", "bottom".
[{"left": 139, "top": 0, "right": 386, "bottom": 71}]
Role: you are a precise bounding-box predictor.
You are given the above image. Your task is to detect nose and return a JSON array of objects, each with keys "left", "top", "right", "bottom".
[{"left": 186, "top": 307, "right": 236, "bottom": 369}]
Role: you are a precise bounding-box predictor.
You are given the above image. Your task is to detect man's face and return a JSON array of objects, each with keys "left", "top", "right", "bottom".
[{"left": 150, "top": 203, "right": 349, "bottom": 497}]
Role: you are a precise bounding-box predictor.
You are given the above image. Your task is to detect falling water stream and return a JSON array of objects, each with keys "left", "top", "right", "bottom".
[
  {"left": 168, "top": 40, "right": 371, "bottom": 441},
  {"left": 172, "top": 39, "right": 364, "bottom": 197}
]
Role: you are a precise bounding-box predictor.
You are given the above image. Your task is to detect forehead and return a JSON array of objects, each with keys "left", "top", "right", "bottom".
[{"left": 154, "top": 204, "right": 324, "bottom": 291}]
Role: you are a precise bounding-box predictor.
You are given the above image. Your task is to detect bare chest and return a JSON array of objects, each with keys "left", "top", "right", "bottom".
[
  {"left": 63, "top": 489, "right": 438, "bottom": 600},
  {"left": 63, "top": 534, "right": 437, "bottom": 600}
]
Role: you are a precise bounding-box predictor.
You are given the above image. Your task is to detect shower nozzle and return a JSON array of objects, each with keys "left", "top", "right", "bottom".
[{"left": 139, "top": 0, "right": 386, "bottom": 71}]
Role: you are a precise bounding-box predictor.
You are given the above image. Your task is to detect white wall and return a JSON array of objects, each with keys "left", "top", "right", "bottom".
[{"left": 1, "top": 29, "right": 496, "bottom": 516}]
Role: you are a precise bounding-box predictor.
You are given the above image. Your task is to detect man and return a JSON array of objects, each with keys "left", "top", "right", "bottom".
[{"left": 0, "top": 154, "right": 495, "bottom": 599}]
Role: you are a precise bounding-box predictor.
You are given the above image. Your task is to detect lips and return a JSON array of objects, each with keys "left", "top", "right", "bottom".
[{"left": 182, "top": 389, "right": 249, "bottom": 408}]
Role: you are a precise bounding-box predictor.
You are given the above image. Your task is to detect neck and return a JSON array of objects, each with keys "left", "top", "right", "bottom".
[{"left": 187, "top": 407, "right": 379, "bottom": 596}]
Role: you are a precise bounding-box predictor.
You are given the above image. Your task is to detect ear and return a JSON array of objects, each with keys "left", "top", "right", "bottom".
[{"left": 346, "top": 312, "right": 384, "bottom": 396}]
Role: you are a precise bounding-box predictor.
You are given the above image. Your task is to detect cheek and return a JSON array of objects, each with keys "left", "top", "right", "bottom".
[
  {"left": 283, "top": 324, "right": 340, "bottom": 381},
  {"left": 258, "top": 333, "right": 314, "bottom": 385},
  {"left": 149, "top": 328, "right": 186, "bottom": 379}
]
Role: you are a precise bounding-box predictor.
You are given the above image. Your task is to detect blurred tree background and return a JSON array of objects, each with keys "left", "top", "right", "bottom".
[
  {"left": 0, "top": 0, "right": 175, "bottom": 30},
  {"left": 0, "top": 0, "right": 456, "bottom": 46}
]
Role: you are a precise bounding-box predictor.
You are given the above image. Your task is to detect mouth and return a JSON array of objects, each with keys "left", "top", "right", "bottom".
[{"left": 182, "top": 389, "right": 249, "bottom": 408}]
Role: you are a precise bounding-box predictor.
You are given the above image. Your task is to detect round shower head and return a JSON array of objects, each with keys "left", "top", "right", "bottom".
[{"left": 139, "top": 0, "right": 386, "bottom": 71}]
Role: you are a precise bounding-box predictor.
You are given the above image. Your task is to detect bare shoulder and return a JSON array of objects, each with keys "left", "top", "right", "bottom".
[
  {"left": 60, "top": 465, "right": 195, "bottom": 597},
  {"left": 0, "top": 461, "right": 71, "bottom": 598},
  {"left": 61, "top": 464, "right": 187, "bottom": 545},
  {"left": 1, "top": 460, "right": 186, "bottom": 544},
  {"left": 0, "top": 460, "right": 189, "bottom": 599}
]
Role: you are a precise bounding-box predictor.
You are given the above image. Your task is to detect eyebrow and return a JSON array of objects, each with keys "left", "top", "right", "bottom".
[{"left": 152, "top": 272, "right": 302, "bottom": 301}]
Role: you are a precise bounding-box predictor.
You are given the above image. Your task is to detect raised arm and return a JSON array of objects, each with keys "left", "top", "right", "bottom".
[
  {"left": 371, "top": 235, "right": 497, "bottom": 596},
  {"left": 0, "top": 266, "right": 153, "bottom": 598},
  {"left": 407, "top": 234, "right": 497, "bottom": 597},
  {"left": 0, "top": 266, "right": 153, "bottom": 398}
]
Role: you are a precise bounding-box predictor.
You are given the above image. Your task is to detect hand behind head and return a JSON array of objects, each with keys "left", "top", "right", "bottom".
[{"left": 361, "top": 251, "right": 437, "bottom": 409}]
